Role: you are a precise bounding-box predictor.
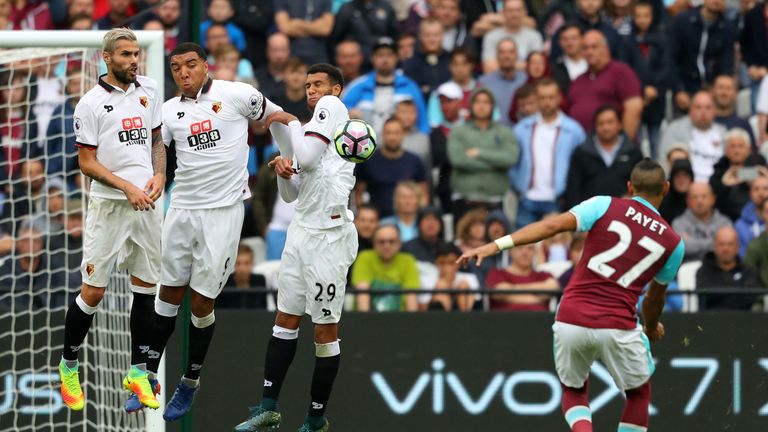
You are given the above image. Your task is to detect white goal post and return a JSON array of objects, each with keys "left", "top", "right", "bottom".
[{"left": 0, "top": 30, "right": 165, "bottom": 432}]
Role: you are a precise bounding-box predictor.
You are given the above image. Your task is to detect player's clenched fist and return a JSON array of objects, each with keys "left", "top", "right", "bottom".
[
  {"left": 268, "top": 156, "right": 294, "bottom": 180},
  {"left": 644, "top": 322, "right": 665, "bottom": 341}
]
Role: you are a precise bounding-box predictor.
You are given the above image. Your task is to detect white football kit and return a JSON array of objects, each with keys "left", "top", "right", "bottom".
[
  {"left": 271, "top": 96, "right": 358, "bottom": 324},
  {"left": 160, "top": 78, "right": 278, "bottom": 297},
  {"left": 74, "top": 75, "right": 163, "bottom": 289}
]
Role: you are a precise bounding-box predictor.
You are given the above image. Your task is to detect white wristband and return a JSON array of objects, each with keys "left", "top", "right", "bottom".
[{"left": 494, "top": 235, "right": 515, "bottom": 251}]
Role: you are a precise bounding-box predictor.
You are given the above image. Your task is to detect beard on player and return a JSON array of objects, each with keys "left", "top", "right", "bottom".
[{"left": 112, "top": 63, "right": 138, "bottom": 85}]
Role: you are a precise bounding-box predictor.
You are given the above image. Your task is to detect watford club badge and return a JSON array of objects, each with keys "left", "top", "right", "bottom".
[
  {"left": 212, "top": 102, "right": 222, "bottom": 113},
  {"left": 86, "top": 263, "right": 95, "bottom": 277},
  {"left": 139, "top": 96, "right": 148, "bottom": 108}
]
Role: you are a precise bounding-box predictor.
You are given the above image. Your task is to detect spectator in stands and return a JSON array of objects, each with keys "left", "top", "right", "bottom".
[
  {"left": 434, "top": 0, "right": 469, "bottom": 52},
  {"left": 0, "top": 0, "right": 10, "bottom": 30},
  {"left": 0, "top": 226, "right": 11, "bottom": 258},
  {"left": 511, "top": 79, "right": 585, "bottom": 228},
  {"left": 427, "top": 47, "right": 477, "bottom": 128},
  {"left": 454, "top": 208, "right": 488, "bottom": 274},
  {"left": 2, "top": 159, "right": 46, "bottom": 233},
  {"left": 668, "top": 0, "right": 736, "bottom": 111},
  {"left": 7, "top": 0, "right": 54, "bottom": 30},
  {"left": 343, "top": 37, "right": 428, "bottom": 134},
  {"left": 741, "top": 1, "right": 768, "bottom": 110},
  {"left": 154, "top": 0, "right": 182, "bottom": 53},
  {"left": 49, "top": 198, "right": 83, "bottom": 287},
  {"left": 269, "top": 58, "right": 312, "bottom": 123},
  {"left": 355, "top": 203, "right": 379, "bottom": 252},
  {"left": 66, "top": 0, "right": 93, "bottom": 25},
  {"left": 331, "top": 0, "right": 399, "bottom": 58},
  {"left": 231, "top": 1, "right": 273, "bottom": 68},
  {"left": 95, "top": 0, "right": 133, "bottom": 29},
  {"left": 753, "top": 74, "right": 768, "bottom": 147},
  {"left": 27, "top": 177, "right": 64, "bottom": 235},
  {"left": 481, "top": 0, "right": 543, "bottom": 73},
  {"left": 335, "top": 40, "right": 365, "bottom": 88},
  {"left": 274, "top": 0, "right": 333, "bottom": 65},
  {"left": 660, "top": 158, "right": 695, "bottom": 223},
  {"left": 510, "top": 83, "right": 538, "bottom": 121},
  {"left": 380, "top": 181, "right": 424, "bottom": 242},
  {"left": 550, "top": 0, "right": 625, "bottom": 62},
  {"left": 672, "top": 182, "right": 732, "bottom": 261},
  {"left": 551, "top": 24, "right": 586, "bottom": 96},
  {"left": 254, "top": 32, "right": 290, "bottom": 100},
  {"left": 603, "top": 0, "right": 636, "bottom": 35},
  {"left": 567, "top": 30, "right": 642, "bottom": 139},
  {"left": 355, "top": 119, "right": 427, "bottom": 218},
  {"left": 745, "top": 198, "right": 768, "bottom": 288},
  {"left": 402, "top": 206, "right": 445, "bottom": 262},
  {"left": 220, "top": 244, "right": 268, "bottom": 309},
  {"left": 426, "top": 242, "right": 477, "bottom": 311},
  {"left": 564, "top": 105, "right": 644, "bottom": 208},
  {"left": 430, "top": 82, "right": 463, "bottom": 213},
  {"left": 486, "top": 244, "right": 559, "bottom": 311},
  {"left": 402, "top": 17, "right": 450, "bottom": 102},
  {"left": 397, "top": 32, "right": 417, "bottom": 62},
  {"left": 465, "top": 209, "right": 513, "bottom": 284},
  {"left": 558, "top": 234, "right": 586, "bottom": 287},
  {"left": 659, "top": 91, "right": 726, "bottom": 181},
  {"left": 245, "top": 153, "right": 278, "bottom": 238},
  {"left": 697, "top": 226, "right": 761, "bottom": 310},
  {"left": 46, "top": 70, "right": 81, "bottom": 191},
  {"left": 68, "top": 12, "right": 93, "bottom": 30},
  {"left": 713, "top": 75, "right": 756, "bottom": 147},
  {"left": 0, "top": 71, "right": 39, "bottom": 180},
  {"left": 0, "top": 226, "right": 65, "bottom": 309},
  {"left": 402, "top": 0, "right": 435, "bottom": 35},
  {"left": 212, "top": 43, "right": 255, "bottom": 82},
  {"left": 735, "top": 176, "right": 768, "bottom": 256},
  {"left": 626, "top": 0, "right": 669, "bottom": 160},
  {"left": 351, "top": 224, "right": 420, "bottom": 312},
  {"left": 448, "top": 88, "right": 519, "bottom": 220},
  {"left": 710, "top": 129, "right": 768, "bottom": 221},
  {"left": 478, "top": 38, "right": 526, "bottom": 127},
  {"left": 200, "top": 0, "right": 246, "bottom": 52},
  {"left": 394, "top": 99, "right": 431, "bottom": 171}
]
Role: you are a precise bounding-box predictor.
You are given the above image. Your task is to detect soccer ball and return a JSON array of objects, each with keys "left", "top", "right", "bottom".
[{"left": 333, "top": 119, "right": 377, "bottom": 163}]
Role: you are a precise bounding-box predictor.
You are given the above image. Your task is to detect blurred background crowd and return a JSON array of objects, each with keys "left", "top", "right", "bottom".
[{"left": 1, "top": 0, "right": 768, "bottom": 313}]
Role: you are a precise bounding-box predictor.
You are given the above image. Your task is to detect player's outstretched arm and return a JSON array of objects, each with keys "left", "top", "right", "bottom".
[
  {"left": 78, "top": 148, "right": 155, "bottom": 211},
  {"left": 266, "top": 111, "right": 327, "bottom": 170},
  {"left": 457, "top": 211, "right": 577, "bottom": 267},
  {"left": 642, "top": 280, "right": 667, "bottom": 341}
]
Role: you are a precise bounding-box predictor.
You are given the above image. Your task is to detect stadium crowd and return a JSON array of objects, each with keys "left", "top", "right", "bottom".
[{"left": 1, "top": 0, "right": 768, "bottom": 312}]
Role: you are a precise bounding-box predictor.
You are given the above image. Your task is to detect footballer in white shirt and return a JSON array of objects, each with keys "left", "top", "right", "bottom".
[
  {"left": 234, "top": 64, "right": 356, "bottom": 432},
  {"left": 138, "top": 42, "right": 282, "bottom": 421},
  {"left": 58, "top": 28, "right": 164, "bottom": 413}
]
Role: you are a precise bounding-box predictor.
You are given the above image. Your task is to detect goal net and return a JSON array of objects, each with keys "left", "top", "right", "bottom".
[{"left": 0, "top": 31, "right": 164, "bottom": 432}]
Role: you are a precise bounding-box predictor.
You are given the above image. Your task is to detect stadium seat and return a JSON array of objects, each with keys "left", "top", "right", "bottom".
[
  {"left": 416, "top": 261, "right": 440, "bottom": 306},
  {"left": 240, "top": 236, "right": 267, "bottom": 265},
  {"left": 253, "top": 260, "right": 281, "bottom": 311},
  {"left": 737, "top": 88, "right": 752, "bottom": 118},
  {"left": 676, "top": 260, "right": 702, "bottom": 312}
]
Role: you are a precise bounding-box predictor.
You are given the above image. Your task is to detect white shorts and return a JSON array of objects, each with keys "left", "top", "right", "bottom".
[
  {"left": 160, "top": 203, "right": 244, "bottom": 299},
  {"left": 552, "top": 321, "right": 654, "bottom": 391},
  {"left": 277, "top": 222, "right": 357, "bottom": 324},
  {"left": 81, "top": 197, "right": 162, "bottom": 288}
]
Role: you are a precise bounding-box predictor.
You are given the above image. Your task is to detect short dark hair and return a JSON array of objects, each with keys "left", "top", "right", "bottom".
[
  {"left": 450, "top": 46, "right": 476, "bottom": 65},
  {"left": 515, "top": 83, "right": 536, "bottom": 100},
  {"left": 559, "top": 22, "right": 582, "bottom": 37},
  {"left": 593, "top": 104, "right": 621, "bottom": 127},
  {"left": 383, "top": 116, "right": 404, "bottom": 128},
  {"left": 307, "top": 63, "right": 344, "bottom": 92},
  {"left": 535, "top": 77, "right": 561, "bottom": 92},
  {"left": 435, "top": 242, "right": 462, "bottom": 259},
  {"left": 634, "top": 0, "right": 654, "bottom": 11},
  {"left": 170, "top": 42, "right": 207, "bottom": 61},
  {"left": 630, "top": 158, "right": 666, "bottom": 196},
  {"left": 285, "top": 57, "right": 307, "bottom": 72},
  {"left": 237, "top": 243, "right": 253, "bottom": 257},
  {"left": 358, "top": 203, "right": 380, "bottom": 216}
]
